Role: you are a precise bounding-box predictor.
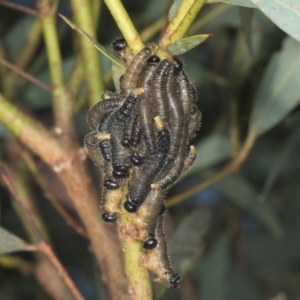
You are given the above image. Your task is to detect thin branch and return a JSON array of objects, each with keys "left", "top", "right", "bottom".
[
  {"left": 0, "top": 0, "right": 38, "bottom": 16},
  {"left": 37, "top": 0, "right": 74, "bottom": 137},
  {"left": 103, "top": 0, "right": 144, "bottom": 54},
  {"left": 166, "top": 132, "right": 256, "bottom": 207},
  {"left": 69, "top": 0, "right": 104, "bottom": 106},
  {"left": 0, "top": 57, "right": 52, "bottom": 92},
  {"left": 38, "top": 241, "right": 84, "bottom": 300},
  {"left": 21, "top": 150, "right": 88, "bottom": 238}
]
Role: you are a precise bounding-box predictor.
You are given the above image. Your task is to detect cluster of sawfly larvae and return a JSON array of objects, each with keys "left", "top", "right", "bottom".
[{"left": 84, "top": 38, "right": 201, "bottom": 289}]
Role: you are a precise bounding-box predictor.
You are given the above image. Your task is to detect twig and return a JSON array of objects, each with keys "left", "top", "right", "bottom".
[
  {"left": 0, "top": 57, "right": 52, "bottom": 92},
  {"left": 69, "top": 0, "right": 104, "bottom": 106},
  {"left": 0, "top": 0, "right": 38, "bottom": 16},
  {"left": 159, "top": 0, "right": 205, "bottom": 54},
  {"left": 117, "top": 184, "right": 152, "bottom": 300},
  {"left": 37, "top": 0, "right": 74, "bottom": 138},
  {"left": 166, "top": 132, "right": 256, "bottom": 207},
  {"left": 104, "top": 0, "right": 144, "bottom": 54},
  {"left": 21, "top": 150, "right": 88, "bottom": 238},
  {"left": 37, "top": 241, "right": 84, "bottom": 300}
]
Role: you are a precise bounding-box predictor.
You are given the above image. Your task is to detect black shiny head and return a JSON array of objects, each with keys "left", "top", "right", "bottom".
[
  {"left": 104, "top": 178, "right": 120, "bottom": 190},
  {"left": 147, "top": 55, "right": 160, "bottom": 64},
  {"left": 112, "top": 38, "right": 127, "bottom": 51},
  {"left": 143, "top": 238, "right": 157, "bottom": 250},
  {"left": 158, "top": 204, "right": 166, "bottom": 215},
  {"left": 168, "top": 274, "right": 181, "bottom": 289},
  {"left": 121, "top": 138, "right": 131, "bottom": 148},
  {"left": 130, "top": 153, "right": 143, "bottom": 166},
  {"left": 173, "top": 57, "right": 183, "bottom": 72},
  {"left": 124, "top": 200, "right": 138, "bottom": 213},
  {"left": 113, "top": 166, "right": 129, "bottom": 178},
  {"left": 102, "top": 213, "right": 117, "bottom": 222}
]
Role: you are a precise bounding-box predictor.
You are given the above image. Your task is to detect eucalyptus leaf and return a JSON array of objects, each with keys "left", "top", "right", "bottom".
[
  {"left": 199, "top": 233, "right": 230, "bottom": 300},
  {"left": 166, "top": 34, "right": 211, "bottom": 56},
  {"left": 0, "top": 227, "right": 32, "bottom": 254},
  {"left": 111, "top": 62, "right": 125, "bottom": 92},
  {"left": 169, "top": 209, "right": 211, "bottom": 276},
  {"left": 206, "top": 0, "right": 256, "bottom": 8},
  {"left": 58, "top": 14, "right": 125, "bottom": 69},
  {"left": 4, "top": 16, "right": 36, "bottom": 61},
  {"left": 218, "top": 175, "right": 284, "bottom": 239},
  {"left": 239, "top": 7, "right": 253, "bottom": 55},
  {"left": 183, "top": 134, "right": 231, "bottom": 178},
  {"left": 250, "top": 37, "right": 300, "bottom": 136},
  {"left": 253, "top": 0, "right": 300, "bottom": 43}
]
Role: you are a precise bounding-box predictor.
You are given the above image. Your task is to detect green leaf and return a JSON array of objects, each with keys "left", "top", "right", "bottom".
[
  {"left": 250, "top": 37, "right": 300, "bottom": 136},
  {"left": 0, "top": 227, "right": 33, "bottom": 254},
  {"left": 169, "top": 0, "right": 182, "bottom": 21},
  {"left": 206, "top": 0, "right": 256, "bottom": 8},
  {"left": 4, "top": 16, "right": 35, "bottom": 61},
  {"left": 169, "top": 209, "right": 211, "bottom": 276},
  {"left": 58, "top": 14, "right": 125, "bottom": 69},
  {"left": 112, "top": 62, "right": 125, "bottom": 92},
  {"left": 183, "top": 134, "right": 231, "bottom": 178},
  {"left": 239, "top": 7, "right": 254, "bottom": 55},
  {"left": 254, "top": 0, "right": 300, "bottom": 43},
  {"left": 218, "top": 175, "right": 284, "bottom": 239},
  {"left": 166, "top": 34, "right": 212, "bottom": 56},
  {"left": 199, "top": 233, "right": 230, "bottom": 300}
]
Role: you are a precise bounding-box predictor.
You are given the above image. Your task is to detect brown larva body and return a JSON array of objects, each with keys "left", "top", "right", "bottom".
[
  {"left": 120, "top": 44, "right": 157, "bottom": 97},
  {"left": 140, "top": 215, "right": 181, "bottom": 288}
]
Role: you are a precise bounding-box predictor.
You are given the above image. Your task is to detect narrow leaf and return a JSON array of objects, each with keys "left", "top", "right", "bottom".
[
  {"left": 0, "top": 227, "right": 33, "bottom": 254},
  {"left": 169, "top": 209, "right": 211, "bottom": 276},
  {"left": 253, "top": 0, "right": 300, "bottom": 43},
  {"left": 183, "top": 134, "right": 231, "bottom": 178},
  {"left": 199, "top": 233, "right": 230, "bottom": 300},
  {"left": 206, "top": 0, "right": 256, "bottom": 8},
  {"left": 250, "top": 37, "right": 300, "bottom": 135},
  {"left": 218, "top": 175, "right": 284, "bottom": 239},
  {"left": 58, "top": 14, "right": 125, "bottom": 69},
  {"left": 166, "top": 34, "right": 212, "bottom": 56},
  {"left": 239, "top": 7, "right": 253, "bottom": 55}
]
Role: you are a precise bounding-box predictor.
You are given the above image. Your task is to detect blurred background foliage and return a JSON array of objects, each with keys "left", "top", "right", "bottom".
[{"left": 1, "top": 0, "right": 300, "bottom": 299}]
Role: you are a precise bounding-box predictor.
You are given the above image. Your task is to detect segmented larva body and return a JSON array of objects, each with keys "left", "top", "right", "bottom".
[
  {"left": 120, "top": 44, "right": 157, "bottom": 97},
  {"left": 112, "top": 38, "right": 134, "bottom": 66},
  {"left": 124, "top": 117, "right": 170, "bottom": 212},
  {"left": 129, "top": 187, "right": 165, "bottom": 249},
  {"left": 137, "top": 55, "right": 161, "bottom": 155},
  {"left": 140, "top": 215, "right": 181, "bottom": 289},
  {"left": 87, "top": 91, "right": 121, "bottom": 130},
  {"left": 84, "top": 131, "right": 106, "bottom": 169}
]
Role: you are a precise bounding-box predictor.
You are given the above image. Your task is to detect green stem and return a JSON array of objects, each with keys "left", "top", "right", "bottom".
[
  {"left": 160, "top": 0, "right": 205, "bottom": 51},
  {"left": 70, "top": 0, "right": 104, "bottom": 106},
  {"left": 104, "top": 0, "right": 144, "bottom": 54},
  {"left": 37, "top": 0, "right": 74, "bottom": 137},
  {"left": 118, "top": 185, "right": 152, "bottom": 300}
]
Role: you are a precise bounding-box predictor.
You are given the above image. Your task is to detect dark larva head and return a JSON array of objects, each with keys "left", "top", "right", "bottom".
[
  {"left": 143, "top": 238, "right": 158, "bottom": 250},
  {"left": 102, "top": 213, "right": 118, "bottom": 222},
  {"left": 158, "top": 204, "right": 166, "bottom": 215},
  {"left": 121, "top": 137, "right": 131, "bottom": 148},
  {"left": 172, "top": 57, "right": 183, "bottom": 72},
  {"left": 168, "top": 274, "right": 181, "bottom": 289},
  {"left": 112, "top": 38, "right": 127, "bottom": 51},
  {"left": 104, "top": 178, "right": 120, "bottom": 190},
  {"left": 113, "top": 165, "right": 130, "bottom": 178},
  {"left": 130, "top": 152, "right": 143, "bottom": 166},
  {"left": 124, "top": 199, "right": 138, "bottom": 213},
  {"left": 147, "top": 55, "right": 160, "bottom": 64}
]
